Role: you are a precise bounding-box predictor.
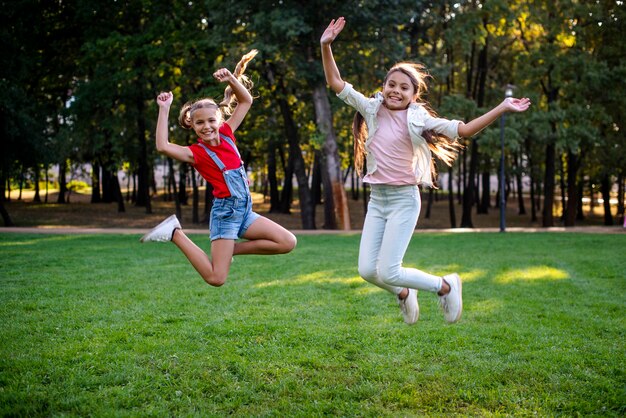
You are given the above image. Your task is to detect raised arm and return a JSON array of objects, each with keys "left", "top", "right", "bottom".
[
  {"left": 215, "top": 68, "right": 253, "bottom": 132},
  {"left": 320, "top": 17, "right": 347, "bottom": 94},
  {"left": 457, "top": 97, "right": 531, "bottom": 137},
  {"left": 155, "top": 92, "right": 194, "bottom": 164}
]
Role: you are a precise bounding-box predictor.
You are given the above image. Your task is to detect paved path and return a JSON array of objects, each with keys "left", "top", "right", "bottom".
[{"left": 0, "top": 226, "right": 623, "bottom": 235}]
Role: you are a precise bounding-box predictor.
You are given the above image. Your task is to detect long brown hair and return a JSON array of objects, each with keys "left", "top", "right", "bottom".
[
  {"left": 178, "top": 50, "right": 258, "bottom": 129},
  {"left": 352, "top": 62, "right": 462, "bottom": 182}
]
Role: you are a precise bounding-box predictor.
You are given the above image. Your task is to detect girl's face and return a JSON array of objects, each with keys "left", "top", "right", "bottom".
[
  {"left": 192, "top": 107, "right": 222, "bottom": 143},
  {"left": 382, "top": 70, "right": 417, "bottom": 110}
]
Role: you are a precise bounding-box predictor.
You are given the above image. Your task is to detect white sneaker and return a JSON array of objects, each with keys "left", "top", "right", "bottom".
[
  {"left": 397, "top": 288, "right": 419, "bottom": 325},
  {"left": 140, "top": 215, "right": 181, "bottom": 243},
  {"left": 439, "top": 273, "right": 462, "bottom": 323}
]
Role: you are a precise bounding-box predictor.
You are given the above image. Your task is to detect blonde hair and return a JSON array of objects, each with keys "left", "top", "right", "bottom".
[
  {"left": 353, "top": 62, "right": 462, "bottom": 184},
  {"left": 178, "top": 49, "right": 258, "bottom": 129}
]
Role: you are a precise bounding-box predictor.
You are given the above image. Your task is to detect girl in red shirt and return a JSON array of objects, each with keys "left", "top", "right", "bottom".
[{"left": 141, "top": 51, "right": 297, "bottom": 287}]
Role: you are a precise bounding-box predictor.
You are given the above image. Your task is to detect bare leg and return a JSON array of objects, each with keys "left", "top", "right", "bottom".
[
  {"left": 234, "top": 216, "right": 297, "bottom": 256},
  {"left": 170, "top": 216, "right": 295, "bottom": 286},
  {"left": 437, "top": 279, "right": 451, "bottom": 296},
  {"left": 171, "top": 229, "right": 234, "bottom": 287}
]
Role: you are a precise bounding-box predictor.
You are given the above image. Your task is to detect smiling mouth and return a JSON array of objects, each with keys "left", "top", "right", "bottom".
[{"left": 386, "top": 98, "right": 404, "bottom": 107}]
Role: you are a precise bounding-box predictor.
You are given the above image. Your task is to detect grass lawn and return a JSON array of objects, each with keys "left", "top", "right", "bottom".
[{"left": 0, "top": 232, "right": 624, "bottom": 416}]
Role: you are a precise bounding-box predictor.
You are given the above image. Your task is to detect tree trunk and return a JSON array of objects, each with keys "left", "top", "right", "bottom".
[
  {"left": 349, "top": 159, "right": 359, "bottom": 200},
  {"left": 319, "top": 149, "right": 336, "bottom": 230},
  {"left": 178, "top": 163, "right": 188, "bottom": 206},
  {"left": 576, "top": 176, "right": 585, "bottom": 221},
  {"left": 312, "top": 153, "right": 323, "bottom": 205},
  {"left": 478, "top": 170, "right": 490, "bottom": 214},
  {"left": 132, "top": 171, "right": 137, "bottom": 204},
  {"left": 191, "top": 171, "right": 199, "bottom": 224},
  {"left": 542, "top": 143, "right": 556, "bottom": 227},
  {"left": 460, "top": 139, "right": 478, "bottom": 228},
  {"left": 541, "top": 68, "right": 559, "bottom": 227},
  {"left": 167, "top": 158, "right": 181, "bottom": 220},
  {"left": 44, "top": 167, "right": 49, "bottom": 203},
  {"left": 279, "top": 162, "right": 294, "bottom": 214},
  {"left": 264, "top": 63, "right": 315, "bottom": 229},
  {"left": 33, "top": 166, "right": 41, "bottom": 203},
  {"left": 91, "top": 162, "right": 101, "bottom": 203},
  {"left": 17, "top": 166, "right": 24, "bottom": 200},
  {"left": 0, "top": 200, "right": 13, "bottom": 226},
  {"left": 514, "top": 152, "right": 526, "bottom": 215},
  {"left": 589, "top": 178, "right": 596, "bottom": 214},
  {"left": 312, "top": 82, "right": 350, "bottom": 230},
  {"left": 525, "top": 139, "right": 538, "bottom": 222},
  {"left": 135, "top": 94, "right": 152, "bottom": 213},
  {"left": 125, "top": 169, "right": 131, "bottom": 202},
  {"left": 559, "top": 155, "right": 566, "bottom": 221},
  {"left": 425, "top": 188, "right": 434, "bottom": 219},
  {"left": 564, "top": 150, "right": 580, "bottom": 226},
  {"left": 57, "top": 159, "right": 67, "bottom": 204},
  {"left": 600, "top": 174, "right": 614, "bottom": 226},
  {"left": 535, "top": 177, "right": 542, "bottom": 213},
  {"left": 113, "top": 171, "right": 125, "bottom": 213},
  {"left": 461, "top": 33, "right": 488, "bottom": 227},
  {"left": 529, "top": 174, "right": 537, "bottom": 222},
  {"left": 101, "top": 167, "right": 113, "bottom": 203},
  {"left": 267, "top": 140, "right": 281, "bottom": 213},
  {"left": 617, "top": 174, "right": 624, "bottom": 225},
  {"left": 448, "top": 165, "right": 457, "bottom": 228},
  {"left": 0, "top": 172, "right": 6, "bottom": 202}
]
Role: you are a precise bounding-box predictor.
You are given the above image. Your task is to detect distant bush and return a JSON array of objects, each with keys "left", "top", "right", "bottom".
[{"left": 67, "top": 180, "right": 90, "bottom": 191}]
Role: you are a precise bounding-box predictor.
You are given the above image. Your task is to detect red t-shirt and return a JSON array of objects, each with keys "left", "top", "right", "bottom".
[{"left": 188, "top": 123, "right": 242, "bottom": 198}]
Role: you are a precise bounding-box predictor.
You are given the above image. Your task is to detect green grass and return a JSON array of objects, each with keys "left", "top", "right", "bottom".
[{"left": 1, "top": 232, "right": 624, "bottom": 417}]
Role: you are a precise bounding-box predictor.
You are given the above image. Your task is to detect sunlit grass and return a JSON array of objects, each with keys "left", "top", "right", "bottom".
[
  {"left": 0, "top": 232, "right": 624, "bottom": 416},
  {"left": 497, "top": 266, "right": 569, "bottom": 283}
]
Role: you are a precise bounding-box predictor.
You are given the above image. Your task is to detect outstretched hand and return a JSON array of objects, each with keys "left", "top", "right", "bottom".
[
  {"left": 321, "top": 17, "right": 346, "bottom": 45},
  {"left": 213, "top": 68, "right": 234, "bottom": 83},
  {"left": 504, "top": 97, "right": 531, "bottom": 113},
  {"left": 156, "top": 91, "right": 173, "bottom": 108}
]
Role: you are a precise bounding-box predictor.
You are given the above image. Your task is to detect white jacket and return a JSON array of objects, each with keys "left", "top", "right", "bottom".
[{"left": 337, "top": 82, "right": 460, "bottom": 188}]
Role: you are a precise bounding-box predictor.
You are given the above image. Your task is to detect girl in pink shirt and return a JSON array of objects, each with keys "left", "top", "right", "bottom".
[{"left": 321, "top": 17, "right": 531, "bottom": 324}]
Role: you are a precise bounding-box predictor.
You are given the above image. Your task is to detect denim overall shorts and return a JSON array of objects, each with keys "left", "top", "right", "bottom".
[{"left": 199, "top": 134, "right": 260, "bottom": 240}]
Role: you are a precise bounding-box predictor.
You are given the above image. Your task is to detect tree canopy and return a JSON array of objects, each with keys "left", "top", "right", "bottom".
[{"left": 1, "top": 0, "right": 624, "bottom": 228}]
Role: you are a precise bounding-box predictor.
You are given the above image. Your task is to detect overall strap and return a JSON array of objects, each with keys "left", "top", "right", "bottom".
[
  {"left": 219, "top": 133, "right": 243, "bottom": 164},
  {"left": 198, "top": 142, "right": 226, "bottom": 172}
]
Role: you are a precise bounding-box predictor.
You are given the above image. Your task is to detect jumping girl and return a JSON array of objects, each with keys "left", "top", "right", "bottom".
[
  {"left": 321, "top": 17, "right": 530, "bottom": 324},
  {"left": 141, "top": 51, "right": 297, "bottom": 287}
]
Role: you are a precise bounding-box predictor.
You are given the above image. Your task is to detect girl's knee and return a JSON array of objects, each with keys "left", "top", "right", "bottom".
[
  {"left": 379, "top": 265, "right": 401, "bottom": 286},
  {"left": 358, "top": 264, "right": 377, "bottom": 281},
  {"left": 279, "top": 232, "right": 297, "bottom": 254},
  {"left": 202, "top": 272, "right": 227, "bottom": 287}
]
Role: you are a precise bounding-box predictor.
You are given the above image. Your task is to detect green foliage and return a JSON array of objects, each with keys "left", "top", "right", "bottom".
[
  {"left": 0, "top": 232, "right": 624, "bottom": 416},
  {"left": 66, "top": 180, "right": 90, "bottom": 191},
  {"left": 2, "top": 0, "right": 625, "bottom": 221}
]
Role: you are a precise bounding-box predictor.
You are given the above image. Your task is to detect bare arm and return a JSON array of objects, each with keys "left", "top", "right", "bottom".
[
  {"left": 215, "top": 68, "right": 253, "bottom": 133},
  {"left": 155, "top": 92, "right": 194, "bottom": 164},
  {"left": 457, "top": 97, "right": 532, "bottom": 137},
  {"left": 320, "top": 17, "right": 347, "bottom": 94}
]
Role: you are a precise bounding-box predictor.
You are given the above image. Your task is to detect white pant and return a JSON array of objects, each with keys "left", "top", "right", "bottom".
[{"left": 358, "top": 184, "right": 443, "bottom": 295}]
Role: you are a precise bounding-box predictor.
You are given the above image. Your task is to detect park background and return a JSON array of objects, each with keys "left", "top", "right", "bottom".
[
  {"left": 1, "top": 1, "right": 625, "bottom": 416},
  {"left": 1, "top": 0, "right": 625, "bottom": 231}
]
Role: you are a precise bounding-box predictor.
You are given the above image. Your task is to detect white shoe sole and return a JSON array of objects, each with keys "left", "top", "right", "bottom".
[{"left": 139, "top": 215, "right": 179, "bottom": 243}]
